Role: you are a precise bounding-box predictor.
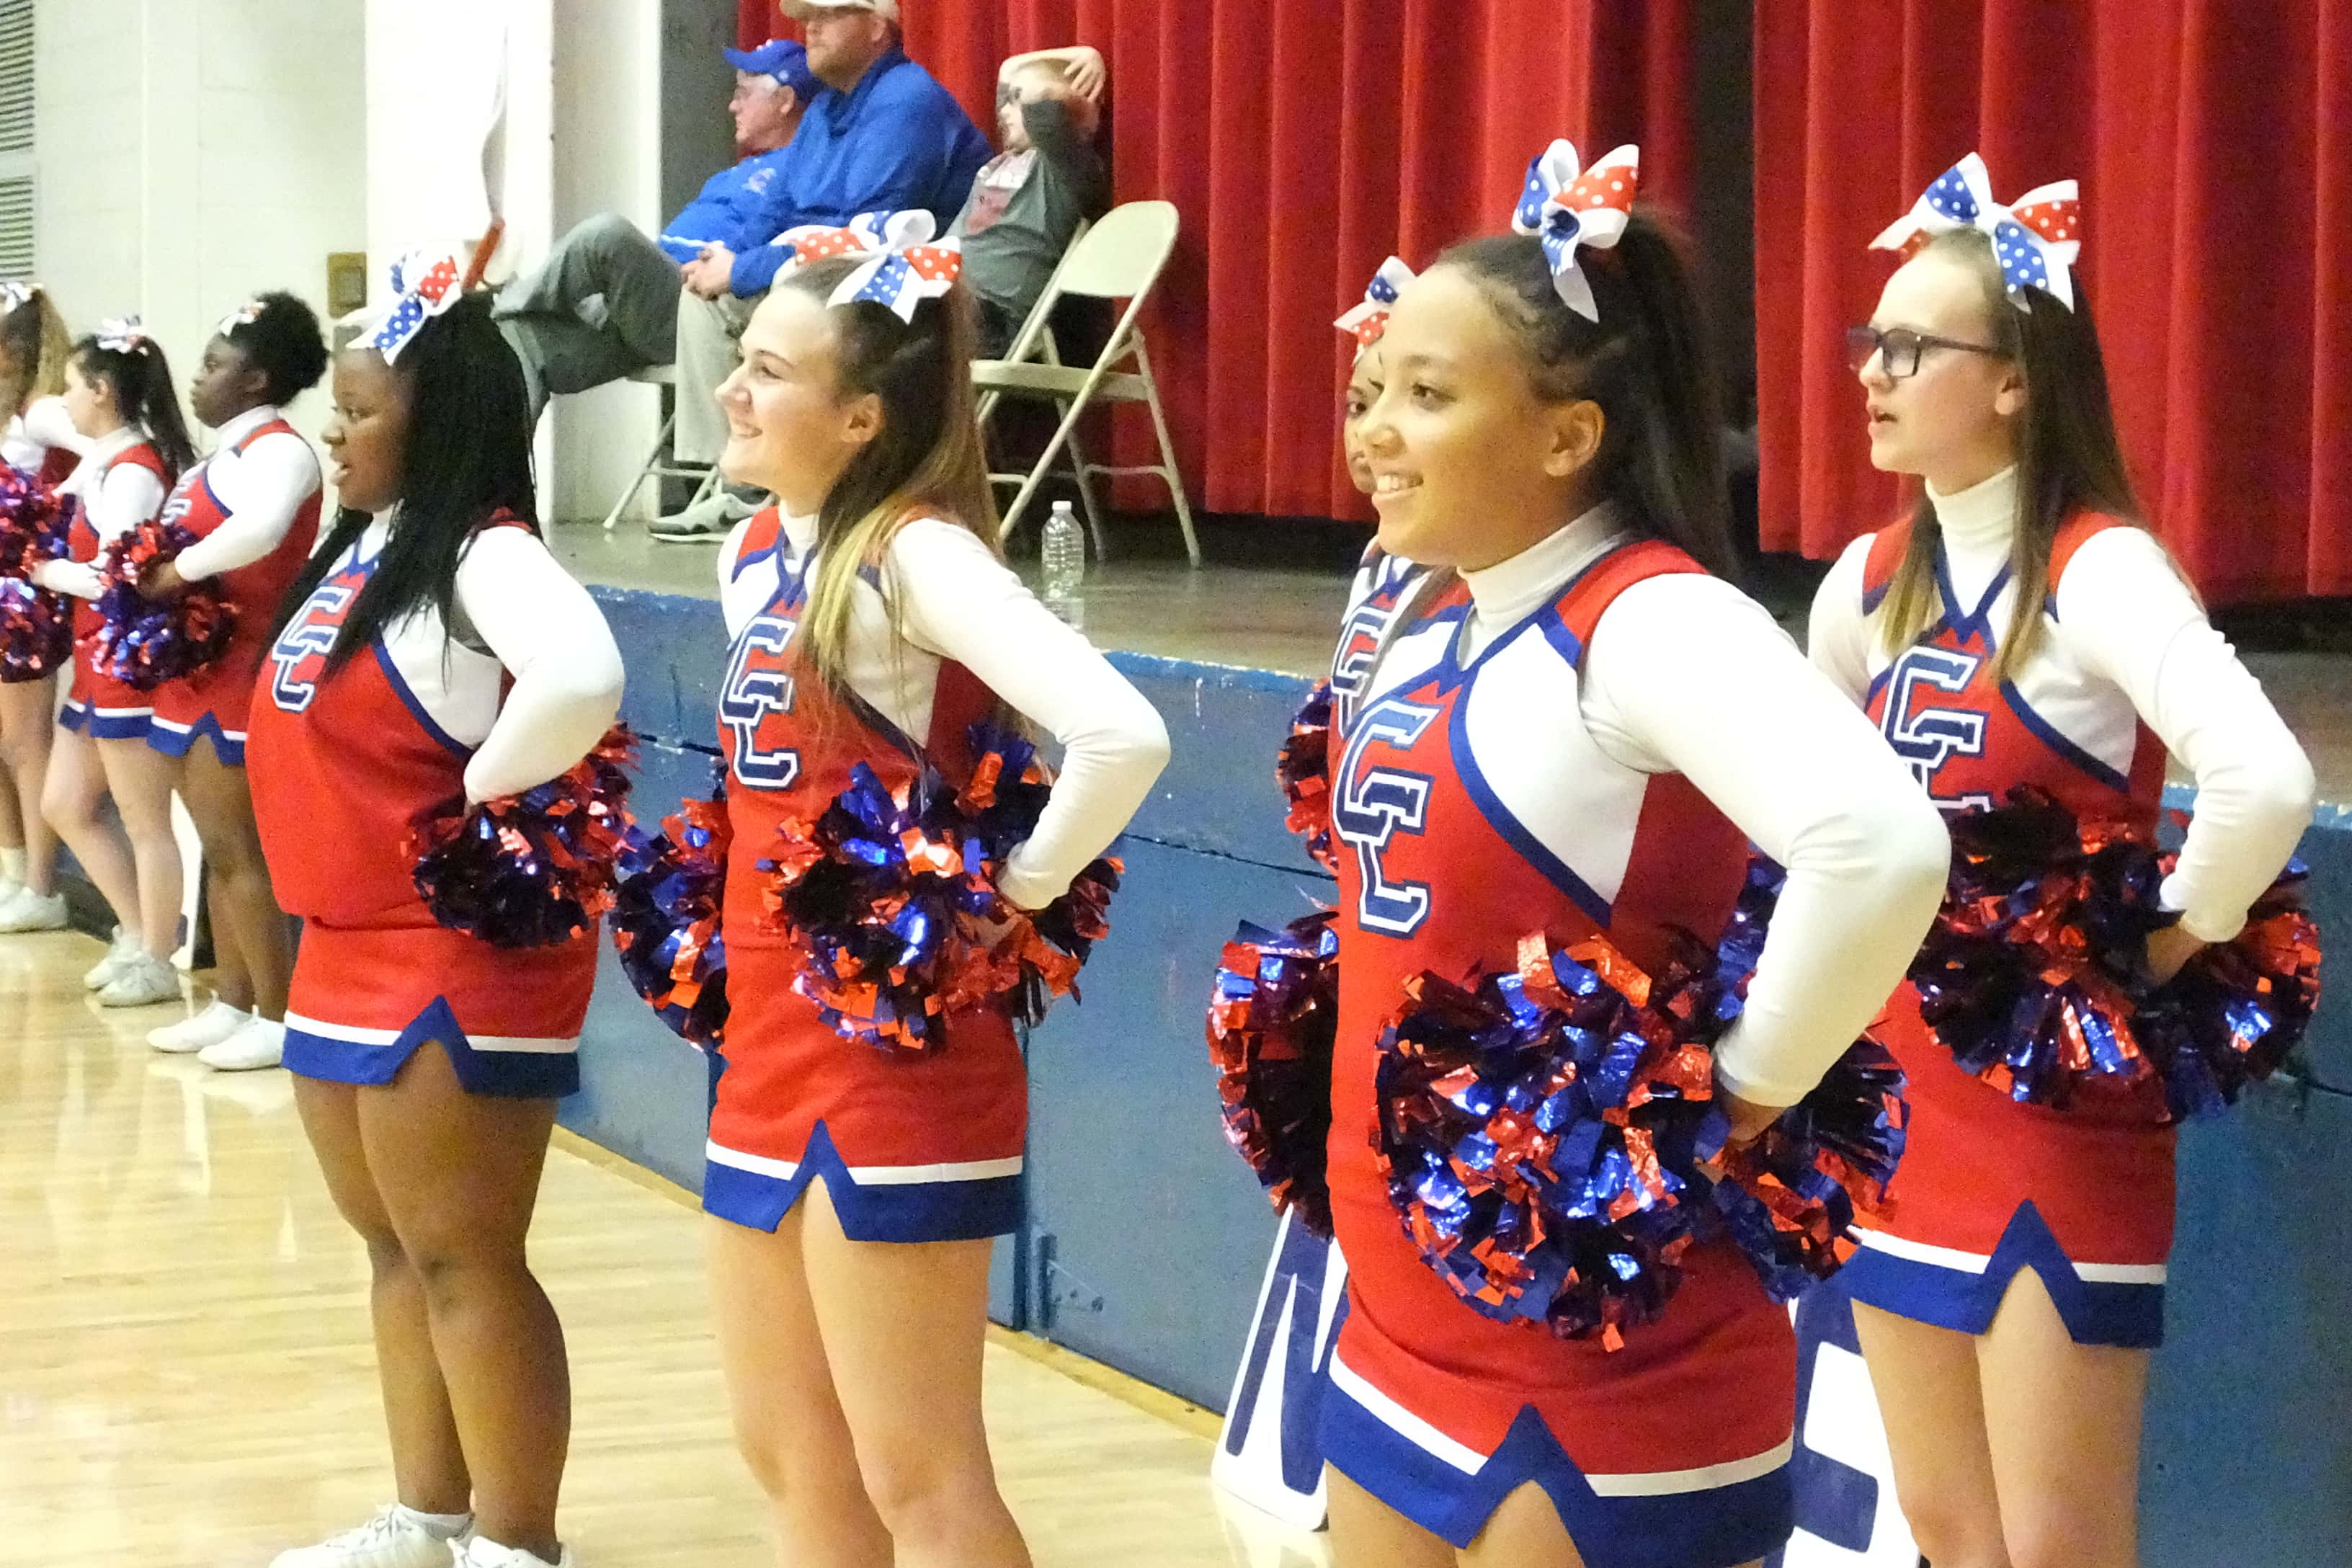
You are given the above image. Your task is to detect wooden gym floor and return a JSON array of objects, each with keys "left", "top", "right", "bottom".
[{"left": 0, "top": 930, "right": 1329, "bottom": 1567}]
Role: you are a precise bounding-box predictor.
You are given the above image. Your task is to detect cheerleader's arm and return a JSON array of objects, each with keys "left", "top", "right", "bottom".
[
  {"left": 453, "top": 525, "right": 626, "bottom": 804},
  {"left": 888, "top": 517, "right": 1170, "bottom": 909},
  {"left": 2057, "top": 527, "right": 2317, "bottom": 943},
  {"left": 1805, "top": 533, "right": 1879, "bottom": 707},
  {"left": 172, "top": 433, "right": 321, "bottom": 580},
  {"left": 1585, "top": 572, "right": 1950, "bottom": 1108}
]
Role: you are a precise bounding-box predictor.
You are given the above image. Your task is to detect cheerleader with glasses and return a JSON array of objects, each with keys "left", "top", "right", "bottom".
[{"left": 1812, "top": 156, "right": 2318, "bottom": 1568}]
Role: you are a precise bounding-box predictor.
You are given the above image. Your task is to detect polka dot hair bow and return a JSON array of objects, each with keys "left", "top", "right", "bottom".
[
  {"left": 1512, "top": 139, "right": 1640, "bottom": 322},
  {"left": 770, "top": 209, "right": 938, "bottom": 264},
  {"left": 365, "top": 249, "right": 466, "bottom": 364},
  {"left": 1871, "top": 152, "right": 2082, "bottom": 311},
  {"left": 831, "top": 237, "right": 964, "bottom": 324},
  {"left": 97, "top": 316, "right": 151, "bottom": 354},
  {"left": 1335, "top": 257, "right": 1416, "bottom": 350}
]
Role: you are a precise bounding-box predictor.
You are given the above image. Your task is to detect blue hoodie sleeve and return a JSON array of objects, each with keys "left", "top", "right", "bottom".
[{"left": 727, "top": 79, "right": 1002, "bottom": 298}]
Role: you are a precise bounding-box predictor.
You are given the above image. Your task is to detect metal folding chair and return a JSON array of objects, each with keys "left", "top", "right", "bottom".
[
  {"left": 601, "top": 364, "right": 721, "bottom": 531},
  {"left": 971, "top": 201, "right": 1198, "bottom": 566}
]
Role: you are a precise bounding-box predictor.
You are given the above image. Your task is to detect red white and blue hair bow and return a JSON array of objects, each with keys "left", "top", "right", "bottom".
[
  {"left": 97, "top": 316, "right": 151, "bottom": 355},
  {"left": 770, "top": 209, "right": 937, "bottom": 262},
  {"left": 1335, "top": 257, "right": 1415, "bottom": 350},
  {"left": 1512, "top": 139, "right": 1640, "bottom": 323},
  {"left": 829, "top": 238, "right": 964, "bottom": 324},
  {"left": 365, "top": 249, "right": 466, "bottom": 363},
  {"left": 1871, "top": 153, "right": 2082, "bottom": 311}
]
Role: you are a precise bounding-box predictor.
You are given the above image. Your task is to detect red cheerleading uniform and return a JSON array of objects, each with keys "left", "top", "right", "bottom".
[
  {"left": 245, "top": 514, "right": 594, "bottom": 1097},
  {"left": 58, "top": 440, "right": 171, "bottom": 739},
  {"left": 1321, "top": 538, "right": 1795, "bottom": 1562},
  {"left": 148, "top": 417, "right": 323, "bottom": 765},
  {"left": 1837, "top": 512, "right": 2175, "bottom": 1348},
  {"left": 705, "top": 506, "right": 1026, "bottom": 1244}
]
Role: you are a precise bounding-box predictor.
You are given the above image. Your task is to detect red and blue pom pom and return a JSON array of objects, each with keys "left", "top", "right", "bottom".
[
  {"left": 1208, "top": 910, "right": 1342, "bottom": 1235},
  {"left": 409, "top": 723, "right": 638, "bottom": 949},
  {"left": 760, "top": 723, "right": 1122, "bottom": 1054},
  {"left": 1278, "top": 681, "right": 1337, "bottom": 873},
  {"left": 89, "top": 520, "right": 236, "bottom": 691},
  {"left": 0, "top": 468, "right": 72, "bottom": 682},
  {"left": 1709, "top": 1039, "right": 1907, "bottom": 1301},
  {"left": 612, "top": 778, "right": 731, "bottom": 1048},
  {"left": 0, "top": 578, "right": 71, "bottom": 682},
  {"left": 1374, "top": 861, "right": 1906, "bottom": 1350},
  {"left": 1914, "top": 788, "right": 2321, "bottom": 1121}
]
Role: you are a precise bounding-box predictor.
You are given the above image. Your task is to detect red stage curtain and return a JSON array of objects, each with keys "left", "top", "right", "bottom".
[
  {"left": 1755, "top": 0, "right": 2352, "bottom": 601},
  {"left": 742, "top": 1, "right": 1701, "bottom": 525}
]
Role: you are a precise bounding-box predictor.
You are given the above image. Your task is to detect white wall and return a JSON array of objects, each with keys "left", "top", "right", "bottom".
[
  {"left": 548, "top": 0, "right": 660, "bottom": 525},
  {"left": 35, "top": 0, "right": 366, "bottom": 461},
  {"left": 362, "top": 0, "right": 662, "bottom": 525}
]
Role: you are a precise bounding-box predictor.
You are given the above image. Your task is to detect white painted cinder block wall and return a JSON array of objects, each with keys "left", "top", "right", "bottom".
[
  {"left": 36, "top": 0, "right": 662, "bottom": 526},
  {"left": 34, "top": 0, "right": 366, "bottom": 466},
  {"left": 362, "top": 0, "right": 663, "bottom": 525}
]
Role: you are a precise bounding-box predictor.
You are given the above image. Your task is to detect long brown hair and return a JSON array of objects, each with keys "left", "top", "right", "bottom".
[
  {"left": 778, "top": 254, "right": 1002, "bottom": 701},
  {"left": 1875, "top": 228, "right": 2144, "bottom": 680},
  {"left": 0, "top": 287, "right": 71, "bottom": 415}
]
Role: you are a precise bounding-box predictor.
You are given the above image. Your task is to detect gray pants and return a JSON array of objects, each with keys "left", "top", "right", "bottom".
[
  {"left": 675, "top": 288, "right": 760, "bottom": 465},
  {"left": 493, "top": 213, "right": 683, "bottom": 421}
]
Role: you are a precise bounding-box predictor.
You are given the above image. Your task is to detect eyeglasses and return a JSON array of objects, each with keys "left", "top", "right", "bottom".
[{"left": 1845, "top": 324, "right": 2008, "bottom": 379}]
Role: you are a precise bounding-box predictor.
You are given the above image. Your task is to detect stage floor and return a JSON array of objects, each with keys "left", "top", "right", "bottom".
[{"left": 553, "top": 520, "right": 2352, "bottom": 798}]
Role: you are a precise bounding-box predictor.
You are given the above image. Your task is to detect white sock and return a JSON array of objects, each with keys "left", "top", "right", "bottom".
[
  {"left": 1, "top": 846, "right": 24, "bottom": 881},
  {"left": 394, "top": 1504, "right": 473, "bottom": 1539}
]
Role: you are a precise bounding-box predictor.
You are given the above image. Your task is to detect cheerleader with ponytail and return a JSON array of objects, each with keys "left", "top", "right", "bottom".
[{"left": 21, "top": 320, "right": 194, "bottom": 1004}]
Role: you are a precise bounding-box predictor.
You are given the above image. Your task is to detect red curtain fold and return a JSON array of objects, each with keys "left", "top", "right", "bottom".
[
  {"left": 744, "top": 1, "right": 1700, "bottom": 525},
  {"left": 1755, "top": 0, "right": 2352, "bottom": 601}
]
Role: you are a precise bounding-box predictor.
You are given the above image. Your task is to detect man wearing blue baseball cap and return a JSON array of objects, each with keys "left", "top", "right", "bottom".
[{"left": 489, "top": 39, "right": 820, "bottom": 421}]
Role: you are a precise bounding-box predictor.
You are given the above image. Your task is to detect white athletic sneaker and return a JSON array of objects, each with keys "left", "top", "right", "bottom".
[
  {"left": 97, "top": 953, "right": 180, "bottom": 1007},
  {"left": 148, "top": 998, "right": 250, "bottom": 1053},
  {"left": 84, "top": 927, "right": 141, "bottom": 989},
  {"left": 0, "top": 886, "right": 68, "bottom": 933},
  {"left": 199, "top": 1015, "right": 285, "bottom": 1072},
  {"left": 270, "top": 1505, "right": 472, "bottom": 1568},
  {"left": 453, "top": 1535, "right": 572, "bottom": 1568}
]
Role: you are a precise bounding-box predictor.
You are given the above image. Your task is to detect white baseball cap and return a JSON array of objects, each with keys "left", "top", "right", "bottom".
[{"left": 783, "top": 0, "right": 901, "bottom": 22}]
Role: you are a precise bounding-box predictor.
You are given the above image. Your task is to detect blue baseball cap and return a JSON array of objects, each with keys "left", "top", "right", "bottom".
[{"left": 724, "top": 38, "right": 820, "bottom": 102}]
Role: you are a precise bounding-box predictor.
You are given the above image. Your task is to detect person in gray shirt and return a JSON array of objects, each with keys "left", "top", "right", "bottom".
[{"left": 950, "top": 45, "right": 1109, "bottom": 357}]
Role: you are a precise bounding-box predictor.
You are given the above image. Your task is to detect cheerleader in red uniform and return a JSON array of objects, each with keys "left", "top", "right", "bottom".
[
  {"left": 24, "top": 320, "right": 195, "bottom": 1005},
  {"left": 246, "top": 259, "right": 623, "bottom": 1568},
  {"left": 1315, "top": 141, "right": 1948, "bottom": 1568},
  {"left": 140, "top": 293, "right": 329, "bottom": 1069},
  {"left": 1337, "top": 257, "right": 1415, "bottom": 497},
  {"left": 1812, "top": 155, "right": 2317, "bottom": 1568},
  {"left": 0, "top": 280, "right": 86, "bottom": 932},
  {"left": 704, "top": 243, "right": 1167, "bottom": 1565}
]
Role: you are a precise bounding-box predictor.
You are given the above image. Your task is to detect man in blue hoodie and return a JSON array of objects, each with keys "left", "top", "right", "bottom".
[
  {"left": 654, "top": 0, "right": 991, "bottom": 538},
  {"left": 492, "top": 38, "right": 821, "bottom": 418}
]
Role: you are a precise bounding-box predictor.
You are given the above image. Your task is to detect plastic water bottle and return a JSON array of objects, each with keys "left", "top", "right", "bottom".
[{"left": 1041, "top": 499, "right": 1086, "bottom": 630}]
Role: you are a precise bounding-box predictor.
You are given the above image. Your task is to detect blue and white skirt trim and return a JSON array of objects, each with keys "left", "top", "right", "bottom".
[
  {"left": 1839, "top": 1200, "right": 2167, "bottom": 1348},
  {"left": 1320, "top": 1352, "right": 1795, "bottom": 1564},
  {"left": 703, "top": 1121, "right": 1025, "bottom": 1243},
  {"left": 282, "top": 1001, "right": 582, "bottom": 1099}
]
